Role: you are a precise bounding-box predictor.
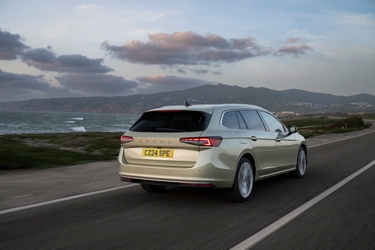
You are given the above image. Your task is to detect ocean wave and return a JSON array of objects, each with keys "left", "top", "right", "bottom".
[
  {"left": 0, "top": 111, "right": 138, "bottom": 134},
  {"left": 12, "top": 123, "right": 28, "bottom": 128},
  {"left": 72, "top": 126, "right": 86, "bottom": 132}
]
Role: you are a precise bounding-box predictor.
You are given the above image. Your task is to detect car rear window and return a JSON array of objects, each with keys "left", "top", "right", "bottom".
[{"left": 130, "top": 110, "right": 211, "bottom": 132}]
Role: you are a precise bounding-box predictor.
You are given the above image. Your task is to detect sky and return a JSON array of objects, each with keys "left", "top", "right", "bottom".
[{"left": 0, "top": 0, "right": 374, "bottom": 102}]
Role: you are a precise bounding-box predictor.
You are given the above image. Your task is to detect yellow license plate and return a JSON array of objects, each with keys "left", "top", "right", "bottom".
[{"left": 142, "top": 148, "right": 174, "bottom": 158}]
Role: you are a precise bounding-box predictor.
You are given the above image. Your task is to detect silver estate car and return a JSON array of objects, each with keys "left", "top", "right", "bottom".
[{"left": 118, "top": 104, "right": 307, "bottom": 202}]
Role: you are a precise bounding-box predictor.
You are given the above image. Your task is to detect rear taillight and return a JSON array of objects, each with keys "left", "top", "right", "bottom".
[
  {"left": 179, "top": 137, "right": 222, "bottom": 147},
  {"left": 120, "top": 135, "right": 133, "bottom": 144}
]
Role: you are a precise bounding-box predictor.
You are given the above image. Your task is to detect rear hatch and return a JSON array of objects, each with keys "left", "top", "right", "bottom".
[{"left": 120, "top": 110, "right": 212, "bottom": 168}]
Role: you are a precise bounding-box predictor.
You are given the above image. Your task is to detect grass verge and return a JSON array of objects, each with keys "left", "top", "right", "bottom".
[
  {"left": 282, "top": 115, "right": 372, "bottom": 138},
  {"left": 0, "top": 132, "right": 122, "bottom": 171}
]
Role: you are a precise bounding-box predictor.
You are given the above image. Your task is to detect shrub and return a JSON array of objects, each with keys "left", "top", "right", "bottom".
[
  {"left": 329, "top": 116, "right": 365, "bottom": 129},
  {"left": 346, "top": 116, "right": 365, "bottom": 127}
]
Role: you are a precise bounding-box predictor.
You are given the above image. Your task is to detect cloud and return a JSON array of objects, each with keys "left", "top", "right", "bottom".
[
  {"left": 286, "top": 29, "right": 300, "bottom": 35},
  {"left": 305, "top": 33, "right": 323, "bottom": 39},
  {"left": 0, "top": 69, "right": 51, "bottom": 91},
  {"left": 277, "top": 38, "right": 314, "bottom": 57},
  {"left": 101, "top": 31, "right": 272, "bottom": 66},
  {"left": 134, "top": 74, "right": 216, "bottom": 94},
  {"left": 175, "top": 67, "right": 217, "bottom": 75},
  {"left": 0, "top": 29, "right": 29, "bottom": 60},
  {"left": 0, "top": 29, "right": 114, "bottom": 74},
  {"left": 177, "top": 68, "right": 187, "bottom": 74},
  {"left": 275, "top": 44, "right": 313, "bottom": 56},
  {"left": 55, "top": 73, "right": 138, "bottom": 95},
  {"left": 21, "top": 47, "right": 113, "bottom": 73},
  {"left": 285, "top": 37, "right": 301, "bottom": 43},
  {"left": 191, "top": 68, "right": 209, "bottom": 74},
  {"left": 79, "top": 4, "right": 98, "bottom": 9},
  {"left": 333, "top": 12, "right": 375, "bottom": 27},
  {"left": 0, "top": 69, "right": 55, "bottom": 101}
]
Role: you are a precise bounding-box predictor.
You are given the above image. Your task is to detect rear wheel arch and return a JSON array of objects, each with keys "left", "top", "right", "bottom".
[{"left": 241, "top": 153, "right": 256, "bottom": 179}]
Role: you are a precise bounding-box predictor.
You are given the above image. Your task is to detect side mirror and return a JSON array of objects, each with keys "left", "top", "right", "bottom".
[{"left": 288, "top": 125, "right": 298, "bottom": 135}]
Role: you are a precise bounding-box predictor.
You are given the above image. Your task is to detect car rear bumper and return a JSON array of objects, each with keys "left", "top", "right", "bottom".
[
  {"left": 118, "top": 149, "right": 235, "bottom": 189},
  {"left": 119, "top": 175, "right": 218, "bottom": 188}
]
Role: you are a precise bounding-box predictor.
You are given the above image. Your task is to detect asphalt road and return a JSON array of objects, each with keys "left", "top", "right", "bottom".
[{"left": 1, "top": 132, "right": 375, "bottom": 249}]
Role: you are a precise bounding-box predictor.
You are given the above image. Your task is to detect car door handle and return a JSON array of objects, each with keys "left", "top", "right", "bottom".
[
  {"left": 250, "top": 136, "right": 258, "bottom": 141},
  {"left": 276, "top": 138, "right": 281, "bottom": 142}
]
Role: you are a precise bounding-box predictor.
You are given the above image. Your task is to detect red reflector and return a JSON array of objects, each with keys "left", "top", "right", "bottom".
[
  {"left": 179, "top": 137, "right": 222, "bottom": 146},
  {"left": 120, "top": 135, "right": 133, "bottom": 143},
  {"left": 120, "top": 176, "right": 132, "bottom": 182}
]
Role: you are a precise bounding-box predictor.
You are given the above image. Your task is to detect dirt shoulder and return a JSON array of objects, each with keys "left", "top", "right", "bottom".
[
  {"left": 1, "top": 121, "right": 374, "bottom": 211},
  {"left": 0, "top": 160, "right": 130, "bottom": 211}
]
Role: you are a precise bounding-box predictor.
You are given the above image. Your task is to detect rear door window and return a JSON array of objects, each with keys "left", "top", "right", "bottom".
[{"left": 130, "top": 110, "right": 211, "bottom": 132}]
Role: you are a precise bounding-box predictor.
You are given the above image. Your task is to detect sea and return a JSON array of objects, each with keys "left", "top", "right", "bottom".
[{"left": 0, "top": 110, "right": 141, "bottom": 135}]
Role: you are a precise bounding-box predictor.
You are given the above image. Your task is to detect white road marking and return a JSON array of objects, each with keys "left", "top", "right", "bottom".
[
  {"left": 308, "top": 130, "right": 375, "bottom": 148},
  {"left": 230, "top": 159, "right": 375, "bottom": 250},
  {"left": 0, "top": 184, "right": 138, "bottom": 215}
]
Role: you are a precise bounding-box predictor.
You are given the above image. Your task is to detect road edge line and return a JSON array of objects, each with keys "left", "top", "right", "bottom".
[
  {"left": 0, "top": 184, "right": 138, "bottom": 215},
  {"left": 309, "top": 130, "right": 375, "bottom": 148},
  {"left": 230, "top": 159, "right": 375, "bottom": 250}
]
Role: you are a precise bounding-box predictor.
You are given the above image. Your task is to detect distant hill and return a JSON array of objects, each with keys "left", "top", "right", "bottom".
[{"left": 1, "top": 84, "right": 374, "bottom": 114}]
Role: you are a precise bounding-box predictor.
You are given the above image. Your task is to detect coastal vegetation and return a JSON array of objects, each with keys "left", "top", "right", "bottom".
[
  {"left": 0, "top": 132, "right": 122, "bottom": 171},
  {"left": 282, "top": 115, "right": 372, "bottom": 138}
]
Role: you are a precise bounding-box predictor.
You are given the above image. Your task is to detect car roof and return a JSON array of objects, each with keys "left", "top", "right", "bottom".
[{"left": 148, "top": 104, "right": 267, "bottom": 113}]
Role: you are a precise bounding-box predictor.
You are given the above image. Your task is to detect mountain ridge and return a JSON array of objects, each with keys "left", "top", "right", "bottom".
[{"left": 1, "top": 84, "right": 374, "bottom": 114}]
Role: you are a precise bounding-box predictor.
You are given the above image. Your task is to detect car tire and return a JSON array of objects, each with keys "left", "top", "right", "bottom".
[
  {"left": 290, "top": 147, "right": 307, "bottom": 178},
  {"left": 141, "top": 184, "right": 166, "bottom": 193},
  {"left": 225, "top": 158, "right": 254, "bottom": 202}
]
